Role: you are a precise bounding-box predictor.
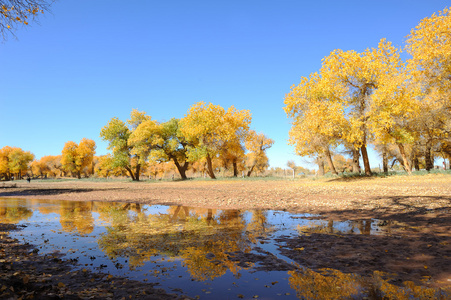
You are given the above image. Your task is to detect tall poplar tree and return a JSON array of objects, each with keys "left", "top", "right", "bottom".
[
  {"left": 179, "top": 102, "right": 251, "bottom": 179},
  {"left": 100, "top": 109, "right": 150, "bottom": 181}
]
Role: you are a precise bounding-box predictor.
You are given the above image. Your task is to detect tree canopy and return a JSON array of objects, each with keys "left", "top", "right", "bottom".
[
  {"left": 100, "top": 109, "right": 150, "bottom": 181},
  {"left": 0, "top": 146, "right": 34, "bottom": 180},
  {"left": 179, "top": 102, "right": 252, "bottom": 179},
  {"left": 285, "top": 7, "right": 451, "bottom": 175},
  {"left": 61, "top": 138, "right": 96, "bottom": 179}
]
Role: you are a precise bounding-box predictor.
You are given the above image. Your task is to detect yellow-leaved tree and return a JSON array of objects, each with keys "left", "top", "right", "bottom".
[
  {"left": 129, "top": 118, "right": 192, "bottom": 180},
  {"left": 43, "top": 155, "right": 63, "bottom": 177},
  {"left": 0, "top": 146, "right": 14, "bottom": 180},
  {"left": 179, "top": 102, "right": 251, "bottom": 179},
  {"left": 10, "top": 147, "right": 33, "bottom": 179},
  {"left": 8, "top": 147, "right": 34, "bottom": 179},
  {"left": 100, "top": 109, "right": 151, "bottom": 181},
  {"left": 94, "top": 154, "right": 126, "bottom": 178},
  {"left": 30, "top": 155, "right": 62, "bottom": 178},
  {"left": 405, "top": 7, "right": 451, "bottom": 170},
  {"left": 0, "top": 146, "right": 34, "bottom": 180},
  {"left": 30, "top": 158, "right": 49, "bottom": 178},
  {"left": 61, "top": 138, "right": 96, "bottom": 179},
  {"left": 285, "top": 8, "right": 451, "bottom": 175},
  {"left": 320, "top": 39, "right": 405, "bottom": 175},
  {"left": 284, "top": 72, "right": 345, "bottom": 175},
  {"left": 286, "top": 39, "right": 408, "bottom": 175},
  {"left": 245, "top": 130, "right": 274, "bottom": 177},
  {"left": 406, "top": 7, "right": 451, "bottom": 94},
  {"left": 369, "top": 63, "right": 421, "bottom": 174}
]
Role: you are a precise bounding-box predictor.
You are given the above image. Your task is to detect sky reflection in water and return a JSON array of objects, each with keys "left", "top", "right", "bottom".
[{"left": 0, "top": 198, "right": 446, "bottom": 299}]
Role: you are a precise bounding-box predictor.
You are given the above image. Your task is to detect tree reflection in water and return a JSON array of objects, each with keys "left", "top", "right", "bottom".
[
  {"left": 59, "top": 201, "right": 95, "bottom": 235},
  {"left": 0, "top": 199, "right": 449, "bottom": 298},
  {"left": 0, "top": 199, "right": 33, "bottom": 223},
  {"left": 297, "top": 219, "right": 393, "bottom": 236},
  {"left": 96, "top": 204, "right": 273, "bottom": 280},
  {"left": 288, "top": 267, "right": 448, "bottom": 300}
]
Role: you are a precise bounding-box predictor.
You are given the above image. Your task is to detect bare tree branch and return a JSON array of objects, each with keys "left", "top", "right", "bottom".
[{"left": 0, "top": 0, "right": 54, "bottom": 40}]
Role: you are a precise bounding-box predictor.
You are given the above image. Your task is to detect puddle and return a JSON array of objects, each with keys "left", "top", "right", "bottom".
[{"left": 0, "top": 198, "right": 449, "bottom": 299}]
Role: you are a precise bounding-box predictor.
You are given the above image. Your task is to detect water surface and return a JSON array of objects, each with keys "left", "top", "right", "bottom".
[{"left": 0, "top": 198, "right": 446, "bottom": 299}]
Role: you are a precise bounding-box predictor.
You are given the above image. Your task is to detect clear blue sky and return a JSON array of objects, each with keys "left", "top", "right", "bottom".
[{"left": 0, "top": 0, "right": 449, "bottom": 169}]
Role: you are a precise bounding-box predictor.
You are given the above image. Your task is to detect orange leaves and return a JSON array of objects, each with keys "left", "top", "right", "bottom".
[
  {"left": 0, "top": 146, "right": 34, "bottom": 179},
  {"left": 245, "top": 131, "right": 274, "bottom": 176},
  {"left": 32, "top": 155, "right": 62, "bottom": 178},
  {"left": 0, "top": 146, "right": 14, "bottom": 175},
  {"left": 246, "top": 130, "right": 274, "bottom": 154},
  {"left": 61, "top": 138, "right": 96, "bottom": 178}
]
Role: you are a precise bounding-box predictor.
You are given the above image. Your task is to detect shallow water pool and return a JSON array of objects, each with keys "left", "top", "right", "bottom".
[{"left": 0, "top": 198, "right": 447, "bottom": 299}]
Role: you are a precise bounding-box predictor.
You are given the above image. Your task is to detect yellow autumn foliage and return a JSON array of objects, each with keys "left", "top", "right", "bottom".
[
  {"left": 180, "top": 101, "right": 251, "bottom": 179},
  {"left": 0, "top": 146, "right": 34, "bottom": 180},
  {"left": 61, "top": 138, "right": 96, "bottom": 179}
]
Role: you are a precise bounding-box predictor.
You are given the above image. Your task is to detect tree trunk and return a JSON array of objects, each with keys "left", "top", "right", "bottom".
[
  {"left": 360, "top": 145, "right": 372, "bottom": 175},
  {"left": 77, "top": 171, "right": 81, "bottom": 179},
  {"left": 425, "top": 140, "right": 434, "bottom": 171},
  {"left": 397, "top": 143, "right": 412, "bottom": 174},
  {"left": 324, "top": 148, "right": 338, "bottom": 175},
  {"left": 413, "top": 156, "right": 420, "bottom": 171},
  {"left": 317, "top": 155, "right": 325, "bottom": 176},
  {"left": 351, "top": 148, "right": 361, "bottom": 173},
  {"left": 327, "top": 220, "right": 334, "bottom": 234},
  {"left": 247, "top": 165, "right": 255, "bottom": 177},
  {"left": 206, "top": 153, "right": 216, "bottom": 179},
  {"left": 232, "top": 160, "right": 238, "bottom": 177},
  {"left": 125, "top": 166, "right": 136, "bottom": 181},
  {"left": 357, "top": 220, "right": 371, "bottom": 235},
  {"left": 172, "top": 158, "right": 188, "bottom": 180},
  {"left": 382, "top": 148, "right": 388, "bottom": 173},
  {"left": 170, "top": 206, "right": 182, "bottom": 222},
  {"left": 206, "top": 209, "right": 213, "bottom": 225},
  {"left": 134, "top": 164, "right": 141, "bottom": 181},
  {"left": 357, "top": 85, "right": 371, "bottom": 176}
]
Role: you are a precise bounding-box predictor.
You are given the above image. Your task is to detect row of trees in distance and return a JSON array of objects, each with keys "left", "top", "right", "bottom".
[
  {"left": 1, "top": 102, "right": 275, "bottom": 181},
  {"left": 284, "top": 7, "right": 451, "bottom": 175},
  {"left": 1, "top": 143, "right": 364, "bottom": 181}
]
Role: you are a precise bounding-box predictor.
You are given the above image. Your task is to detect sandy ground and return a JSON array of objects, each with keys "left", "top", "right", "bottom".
[
  {"left": 1, "top": 175, "right": 451, "bottom": 298},
  {"left": 1, "top": 175, "right": 451, "bottom": 218}
]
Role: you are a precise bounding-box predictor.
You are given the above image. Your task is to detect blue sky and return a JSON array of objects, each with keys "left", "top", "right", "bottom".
[{"left": 0, "top": 0, "right": 449, "bottom": 169}]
